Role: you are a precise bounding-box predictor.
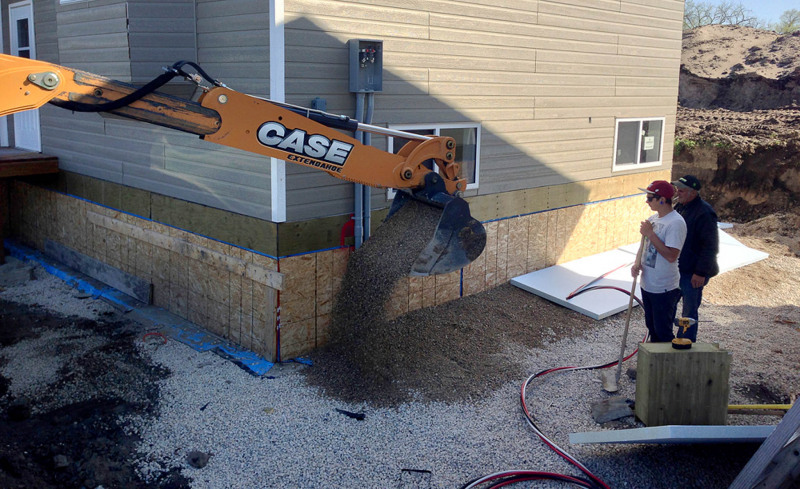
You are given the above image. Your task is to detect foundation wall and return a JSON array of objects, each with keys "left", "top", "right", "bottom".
[
  {"left": 9, "top": 171, "right": 662, "bottom": 362},
  {"left": 9, "top": 181, "right": 282, "bottom": 361}
]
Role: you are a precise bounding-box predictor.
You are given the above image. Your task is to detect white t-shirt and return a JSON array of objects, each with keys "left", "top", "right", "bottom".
[{"left": 640, "top": 210, "right": 687, "bottom": 293}]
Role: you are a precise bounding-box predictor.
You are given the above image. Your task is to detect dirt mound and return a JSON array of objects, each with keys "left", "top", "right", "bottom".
[
  {"left": 679, "top": 25, "right": 800, "bottom": 110},
  {"left": 675, "top": 25, "right": 800, "bottom": 223}
]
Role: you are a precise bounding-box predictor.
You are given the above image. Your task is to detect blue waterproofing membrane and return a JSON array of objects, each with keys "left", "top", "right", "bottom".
[{"left": 4, "top": 239, "right": 274, "bottom": 376}]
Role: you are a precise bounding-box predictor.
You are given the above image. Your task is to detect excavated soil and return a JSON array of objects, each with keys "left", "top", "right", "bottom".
[
  {"left": 0, "top": 298, "right": 189, "bottom": 489},
  {"left": 679, "top": 26, "right": 800, "bottom": 111},
  {"left": 676, "top": 25, "right": 800, "bottom": 223}
]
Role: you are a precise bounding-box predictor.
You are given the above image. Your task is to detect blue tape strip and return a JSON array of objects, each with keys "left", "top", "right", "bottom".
[
  {"left": 4, "top": 240, "right": 134, "bottom": 311},
  {"left": 4, "top": 239, "right": 275, "bottom": 376}
]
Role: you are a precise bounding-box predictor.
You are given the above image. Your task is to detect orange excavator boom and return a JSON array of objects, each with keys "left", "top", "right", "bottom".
[{"left": 0, "top": 54, "right": 486, "bottom": 275}]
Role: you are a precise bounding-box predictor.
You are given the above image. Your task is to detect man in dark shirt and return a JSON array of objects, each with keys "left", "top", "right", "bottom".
[{"left": 672, "top": 175, "right": 719, "bottom": 342}]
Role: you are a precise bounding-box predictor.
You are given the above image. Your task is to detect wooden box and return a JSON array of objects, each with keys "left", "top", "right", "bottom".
[{"left": 635, "top": 342, "right": 731, "bottom": 426}]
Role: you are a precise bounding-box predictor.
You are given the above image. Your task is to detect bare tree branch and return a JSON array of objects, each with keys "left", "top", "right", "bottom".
[{"left": 683, "top": 0, "right": 767, "bottom": 30}]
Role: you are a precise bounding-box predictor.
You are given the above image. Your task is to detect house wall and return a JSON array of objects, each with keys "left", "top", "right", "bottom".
[
  {"left": 281, "top": 0, "right": 684, "bottom": 221},
  {"left": 34, "top": 0, "right": 274, "bottom": 221},
  {"left": 25, "top": 1, "right": 682, "bottom": 226}
]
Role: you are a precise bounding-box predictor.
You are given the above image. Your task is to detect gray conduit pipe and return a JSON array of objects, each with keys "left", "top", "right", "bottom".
[
  {"left": 362, "top": 92, "right": 375, "bottom": 242},
  {"left": 354, "top": 92, "right": 366, "bottom": 249}
]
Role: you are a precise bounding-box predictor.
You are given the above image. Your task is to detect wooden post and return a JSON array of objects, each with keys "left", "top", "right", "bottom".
[{"left": 635, "top": 342, "right": 731, "bottom": 426}]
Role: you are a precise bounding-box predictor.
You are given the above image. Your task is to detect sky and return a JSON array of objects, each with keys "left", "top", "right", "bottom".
[{"left": 700, "top": 0, "right": 798, "bottom": 25}]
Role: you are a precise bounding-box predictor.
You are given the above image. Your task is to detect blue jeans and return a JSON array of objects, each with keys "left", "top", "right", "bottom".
[
  {"left": 641, "top": 288, "right": 682, "bottom": 343},
  {"left": 678, "top": 273, "right": 709, "bottom": 342}
]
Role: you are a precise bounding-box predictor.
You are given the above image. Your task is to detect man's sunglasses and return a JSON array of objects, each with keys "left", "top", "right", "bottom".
[{"left": 646, "top": 194, "right": 658, "bottom": 201}]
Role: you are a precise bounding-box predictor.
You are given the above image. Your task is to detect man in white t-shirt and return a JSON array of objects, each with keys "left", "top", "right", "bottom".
[{"left": 631, "top": 180, "right": 687, "bottom": 342}]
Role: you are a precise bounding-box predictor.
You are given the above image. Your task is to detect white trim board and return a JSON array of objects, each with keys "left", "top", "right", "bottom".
[
  {"left": 569, "top": 425, "right": 775, "bottom": 445},
  {"left": 511, "top": 228, "right": 768, "bottom": 320}
]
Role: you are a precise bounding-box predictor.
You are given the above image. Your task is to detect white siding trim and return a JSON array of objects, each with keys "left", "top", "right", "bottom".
[{"left": 269, "top": 0, "right": 286, "bottom": 222}]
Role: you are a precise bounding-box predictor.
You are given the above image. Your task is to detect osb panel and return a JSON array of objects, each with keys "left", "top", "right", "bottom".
[
  {"left": 315, "top": 250, "right": 334, "bottom": 317},
  {"left": 545, "top": 211, "right": 559, "bottom": 267},
  {"left": 422, "top": 274, "right": 437, "bottom": 309},
  {"left": 434, "top": 270, "right": 460, "bottom": 306},
  {"left": 527, "top": 212, "right": 548, "bottom": 272},
  {"left": 316, "top": 313, "right": 331, "bottom": 346},
  {"left": 207, "top": 299, "right": 228, "bottom": 338},
  {"left": 152, "top": 275, "right": 170, "bottom": 309},
  {"left": 483, "top": 221, "right": 499, "bottom": 289},
  {"left": 169, "top": 285, "right": 188, "bottom": 319},
  {"left": 134, "top": 238, "right": 155, "bottom": 282},
  {"left": 187, "top": 289, "right": 209, "bottom": 327},
  {"left": 506, "top": 215, "right": 528, "bottom": 279},
  {"left": 387, "top": 278, "right": 410, "bottom": 319},
  {"left": 408, "top": 276, "right": 424, "bottom": 311},
  {"left": 462, "top": 248, "right": 487, "bottom": 297},
  {"left": 279, "top": 317, "right": 315, "bottom": 361},
  {"left": 280, "top": 254, "right": 316, "bottom": 324},
  {"left": 556, "top": 205, "right": 584, "bottom": 263},
  {"left": 495, "top": 220, "right": 510, "bottom": 285},
  {"left": 252, "top": 285, "right": 276, "bottom": 356}
]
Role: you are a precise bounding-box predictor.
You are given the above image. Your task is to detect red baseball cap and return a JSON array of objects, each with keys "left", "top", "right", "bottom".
[{"left": 638, "top": 180, "right": 674, "bottom": 199}]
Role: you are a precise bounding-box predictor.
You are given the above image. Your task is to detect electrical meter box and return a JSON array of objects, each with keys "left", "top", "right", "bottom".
[{"left": 349, "top": 39, "right": 383, "bottom": 93}]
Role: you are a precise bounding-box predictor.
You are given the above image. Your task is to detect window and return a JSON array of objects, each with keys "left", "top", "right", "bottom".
[
  {"left": 387, "top": 123, "right": 480, "bottom": 198},
  {"left": 612, "top": 117, "right": 665, "bottom": 171}
]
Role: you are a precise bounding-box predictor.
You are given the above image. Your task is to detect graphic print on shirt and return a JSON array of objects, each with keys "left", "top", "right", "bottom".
[
  {"left": 644, "top": 241, "right": 657, "bottom": 268},
  {"left": 643, "top": 219, "right": 661, "bottom": 268}
]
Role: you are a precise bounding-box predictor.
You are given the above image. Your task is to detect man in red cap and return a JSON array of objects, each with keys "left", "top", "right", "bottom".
[{"left": 631, "top": 180, "right": 687, "bottom": 342}]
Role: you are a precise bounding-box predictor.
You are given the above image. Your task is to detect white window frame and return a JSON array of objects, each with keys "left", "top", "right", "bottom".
[
  {"left": 612, "top": 117, "right": 665, "bottom": 172},
  {"left": 59, "top": 1, "right": 86, "bottom": 4},
  {"left": 386, "top": 122, "right": 480, "bottom": 198}
]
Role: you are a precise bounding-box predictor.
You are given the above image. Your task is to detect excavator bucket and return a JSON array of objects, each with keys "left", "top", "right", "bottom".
[{"left": 387, "top": 173, "right": 486, "bottom": 276}]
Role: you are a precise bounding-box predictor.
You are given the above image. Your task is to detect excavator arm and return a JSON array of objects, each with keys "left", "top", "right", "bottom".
[{"left": 0, "top": 54, "right": 485, "bottom": 275}]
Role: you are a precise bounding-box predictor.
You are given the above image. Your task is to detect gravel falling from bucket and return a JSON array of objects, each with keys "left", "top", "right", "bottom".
[{"left": 309, "top": 199, "right": 442, "bottom": 404}]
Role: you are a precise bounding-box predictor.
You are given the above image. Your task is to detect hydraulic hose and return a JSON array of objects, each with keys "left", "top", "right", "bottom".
[{"left": 463, "top": 284, "right": 646, "bottom": 489}]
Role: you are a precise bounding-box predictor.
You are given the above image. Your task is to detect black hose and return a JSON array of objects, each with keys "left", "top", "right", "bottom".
[{"left": 52, "top": 60, "right": 222, "bottom": 113}]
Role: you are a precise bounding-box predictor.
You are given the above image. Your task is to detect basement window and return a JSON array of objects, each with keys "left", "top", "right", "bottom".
[
  {"left": 612, "top": 117, "right": 665, "bottom": 171},
  {"left": 387, "top": 123, "right": 480, "bottom": 198}
]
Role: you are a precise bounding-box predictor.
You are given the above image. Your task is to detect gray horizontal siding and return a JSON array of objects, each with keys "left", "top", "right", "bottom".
[
  {"left": 39, "top": 0, "right": 273, "bottom": 221},
  {"left": 36, "top": 0, "right": 683, "bottom": 224},
  {"left": 283, "top": 0, "right": 683, "bottom": 220}
]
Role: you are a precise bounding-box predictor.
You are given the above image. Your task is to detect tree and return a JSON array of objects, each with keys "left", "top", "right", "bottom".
[
  {"left": 683, "top": 0, "right": 766, "bottom": 30},
  {"left": 772, "top": 9, "right": 800, "bottom": 33}
]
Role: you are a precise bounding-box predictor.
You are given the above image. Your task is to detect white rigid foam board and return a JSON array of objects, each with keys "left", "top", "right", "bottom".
[
  {"left": 619, "top": 228, "right": 769, "bottom": 274},
  {"left": 509, "top": 249, "right": 641, "bottom": 320},
  {"left": 569, "top": 425, "right": 775, "bottom": 445},
  {"left": 512, "top": 227, "right": 768, "bottom": 320}
]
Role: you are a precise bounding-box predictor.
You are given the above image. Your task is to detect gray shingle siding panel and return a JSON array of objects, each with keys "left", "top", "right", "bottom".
[
  {"left": 278, "top": 0, "right": 683, "bottom": 221},
  {"left": 37, "top": 0, "right": 272, "bottom": 221}
]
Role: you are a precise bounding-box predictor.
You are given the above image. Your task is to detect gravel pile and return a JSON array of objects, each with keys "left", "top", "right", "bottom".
[{"left": 128, "top": 302, "right": 792, "bottom": 489}]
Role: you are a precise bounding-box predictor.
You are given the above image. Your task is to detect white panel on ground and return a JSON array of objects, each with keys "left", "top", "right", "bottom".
[
  {"left": 618, "top": 228, "right": 768, "bottom": 274},
  {"left": 509, "top": 249, "right": 640, "bottom": 320},
  {"left": 512, "top": 226, "right": 768, "bottom": 320},
  {"left": 569, "top": 425, "right": 775, "bottom": 445}
]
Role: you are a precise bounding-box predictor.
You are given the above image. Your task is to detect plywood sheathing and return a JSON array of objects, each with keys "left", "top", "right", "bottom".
[
  {"left": 9, "top": 170, "right": 667, "bottom": 362},
  {"left": 277, "top": 247, "right": 352, "bottom": 360},
  {"left": 9, "top": 182, "right": 281, "bottom": 361}
]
